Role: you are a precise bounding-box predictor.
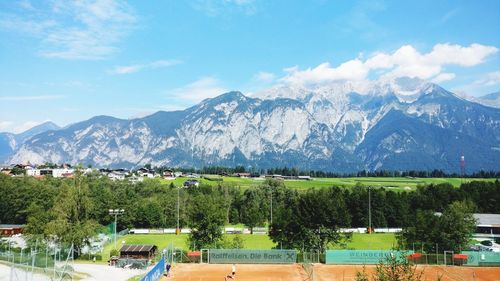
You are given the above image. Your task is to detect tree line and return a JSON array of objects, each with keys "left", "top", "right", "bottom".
[
  {"left": 0, "top": 173, "right": 498, "bottom": 253},
  {"left": 140, "top": 164, "right": 500, "bottom": 178}
]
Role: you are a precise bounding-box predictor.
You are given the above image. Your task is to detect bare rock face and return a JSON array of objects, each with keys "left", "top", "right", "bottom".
[{"left": 6, "top": 79, "right": 500, "bottom": 172}]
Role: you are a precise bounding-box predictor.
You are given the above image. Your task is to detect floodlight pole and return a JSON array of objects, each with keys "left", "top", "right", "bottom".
[
  {"left": 270, "top": 191, "right": 273, "bottom": 226},
  {"left": 177, "top": 187, "right": 180, "bottom": 235},
  {"left": 114, "top": 213, "right": 118, "bottom": 249},
  {"left": 368, "top": 186, "right": 372, "bottom": 234},
  {"left": 109, "top": 209, "right": 125, "bottom": 249}
]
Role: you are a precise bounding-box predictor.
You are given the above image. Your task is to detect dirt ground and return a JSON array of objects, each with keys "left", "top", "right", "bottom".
[
  {"left": 161, "top": 263, "right": 308, "bottom": 281},
  {"left": 161, "top": 263, "right": 500, "bottom": 281},
  {"left": 313, "top": 264, "right": 500, "bottom": 281}
]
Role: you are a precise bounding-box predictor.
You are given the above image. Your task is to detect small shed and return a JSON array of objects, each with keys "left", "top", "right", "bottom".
[
  {"left": 0, "top": 224, "right": 24, "bottom": 236},
  {"left": 120, "top": 244, "right": 157, "bottom": 260}
]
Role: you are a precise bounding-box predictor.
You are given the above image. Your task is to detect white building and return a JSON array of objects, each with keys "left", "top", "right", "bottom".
[
  {"left": 52, "top": 168, "right": 74, "bottom": 178},
  {"left": 25, "top": 168, "right": 40, "bottom": 176},
  {"left": 474, "top": 213, "right": 500, "bottom": 239},
  {"left": 108, "top": 171, "right": 126, "bottom": 181}
]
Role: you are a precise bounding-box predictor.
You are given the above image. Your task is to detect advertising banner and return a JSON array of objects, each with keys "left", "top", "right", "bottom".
[{"left": 209, "top": 249, "right": 296, "bottom": 264}]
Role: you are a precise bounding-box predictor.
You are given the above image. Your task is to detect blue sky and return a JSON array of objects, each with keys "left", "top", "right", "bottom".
[{"left": 0, "top": 0, "right": 499, "bottom": 133}]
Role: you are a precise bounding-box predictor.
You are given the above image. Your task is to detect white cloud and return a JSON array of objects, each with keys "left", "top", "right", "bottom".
[
  {"left": 110, "top": 59, "right": 182, "bottom": 75},
  {"left": 0, "top": 0, "right": 137, "bottom": 60},
  {"left": 170, "top": 77, "right": 228, "bottom": 103},
  {"left": 0, "top": 120, "right": 51, "bottom": 134},
  {"left": 431, "top": 73, "right": 456, "bottom": 83},
  {"left": 0, "top": 121, "right": 14, "bottom": 132},
  {"left": 280, "top": 43, "right": 498, "bottom": 85},
  {"left": 283, "top": 60, "right": 368, "bottom": 85},
  {"left": 0, "top": 95, "right": 65, "bottom": 101},
  {"left": 452, "top": 71, "right": 500, "bottom": 96},
  {"left": 427, "top": 43, "right": 498, "bottom": 67},
  {"left": 473, "top": 71, "right": 500, "bottom": 87},
  {"left": 254, "top": 71, "right": 275, "bottom": 82}
]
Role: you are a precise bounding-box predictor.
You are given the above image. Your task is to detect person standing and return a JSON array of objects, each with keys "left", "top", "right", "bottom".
[
  {"left": 225, "top": 264, "right": 236, "bottom": 280},
  {"left": 164, "top": 262, "right": 171, "bottom": 277}
]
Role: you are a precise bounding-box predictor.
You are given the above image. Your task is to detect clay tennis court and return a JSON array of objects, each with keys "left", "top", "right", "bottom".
[
  {"left": 161, "top": 263, "right": 500, "bottom": 281},
  {"left": 313, "top": 264, "right": 500, "bottom": 281},
  {"left": 160, "top": 263, "right": 308, "bottom": 281}
]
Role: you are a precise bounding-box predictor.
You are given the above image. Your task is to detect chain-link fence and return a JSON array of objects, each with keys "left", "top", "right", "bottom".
[{"left": 0, "top": 241, "right": 75, "bottom": 281}]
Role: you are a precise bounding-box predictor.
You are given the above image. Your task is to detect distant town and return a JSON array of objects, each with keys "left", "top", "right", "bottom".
[
  {"left": 2, "top": 163, "right": 499, "bottom": 183},
  {"left": 0, "top": 163, "right": 314, "bottom": 187}
]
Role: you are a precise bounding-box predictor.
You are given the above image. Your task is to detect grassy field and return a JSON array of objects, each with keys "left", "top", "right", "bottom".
[
  {"left": 331, "top": 233, "right": 398, "bottom": 250},
  {"left": 99, "top": 234, "right": 276, "bottom": 260},
  {"left": 97, "top": 232, "right": 397, "bottom": 262},
  {"left": 158, "top": 176, "right": 494, "bottom": 191},
  {"left": 100, "top": 234, "right": 189, "bottom": 262}
]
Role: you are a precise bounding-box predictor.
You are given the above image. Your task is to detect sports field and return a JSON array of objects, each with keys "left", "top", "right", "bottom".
[
  {"left": 160, "top": 264, "right": 307, "bottom": 281},
  {"left": 313, "top": 264, "right": 500, "bottom": 281},
  {"left": 98, "top": 233, "right": 396, "bottom": 262},
  {"left": 100, "top": 234, "right": 277, "bottom": 261},
  {"left": 159, "top": 176, "right": 493, "bottom": 191},
  {"left": 101, "top": 234, "right": 189, "bottom": 262},
  {"left": 160, "top": 263, "right": 500, "bottom": 281}
]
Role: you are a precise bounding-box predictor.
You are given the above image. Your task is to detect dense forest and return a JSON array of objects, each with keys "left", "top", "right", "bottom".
[{"left": 0, "top": 173, "right": 499, "bottom": 252}]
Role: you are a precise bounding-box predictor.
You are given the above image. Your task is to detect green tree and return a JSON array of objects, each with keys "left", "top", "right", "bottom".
[
  {"left": 398, "top": 201, "right": 476, "bottom": 253},
  {"left": 269, "top": 187, "right": 350, "bottom": 252},
  {"left": 10, "top": 166, "right": 25, "bottom": 175},
  {"left": 240, "top": 189, "right": 266, "bottom": 233},
  {"left": 187, "top": 194, "right": 226, "bottom": 250},
  {"left": 24, "top": 203, "right": 51, "bottom": 242},
  {"left": 439, "top": 201, "right": 476, "bottom": 252},
  {"left": 136, "top": 199, "right": 164, "bottom": 228},
  {"left": 44, "top": 175, "right": 99, "bottom": 257}
]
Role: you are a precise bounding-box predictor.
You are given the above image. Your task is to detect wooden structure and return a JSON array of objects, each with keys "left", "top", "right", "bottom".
[
  {"left": 0, "top": 224, "right": 24, "bottom": 236},
  {"left": 119, "top": 244, "right": 157, "bottom": 260}
]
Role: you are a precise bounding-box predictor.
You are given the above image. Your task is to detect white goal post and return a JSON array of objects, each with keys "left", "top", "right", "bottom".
[{"left": 200, "top": 249, "right": 210, "bottom": 264}]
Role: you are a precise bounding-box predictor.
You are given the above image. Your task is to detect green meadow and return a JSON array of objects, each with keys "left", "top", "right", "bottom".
[{"left": 158, "top": 176, "right": 493, "bottom": 191}]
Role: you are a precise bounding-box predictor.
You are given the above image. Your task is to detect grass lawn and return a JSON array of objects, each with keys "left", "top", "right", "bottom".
[
  {"left": 157, "top": 176, "right": 494, "bottom": 191},
  {"left": 330, "top": 233, "right": 397, "bottom": 250},
  {"left": 95, "top": 232, "right": 396, "bottom": 262},
  {"left": 98, "top": 233, "right": 277, "bottom": 262},
  {"left": 100, "top": 234, "right": 189, "bottom": 262},
  {"left": 239, "top": 234, "right": 276, "bottom": 249}
]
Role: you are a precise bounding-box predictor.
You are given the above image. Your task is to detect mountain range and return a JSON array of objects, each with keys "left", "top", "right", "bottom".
[
  {"left": 0, "top": 121, "right": 60, "bottom": 164},
  {"left": 2, "top": 78, "right": 499, "bottom": 172}
]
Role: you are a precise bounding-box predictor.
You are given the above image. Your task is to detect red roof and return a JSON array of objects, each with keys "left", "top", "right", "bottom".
[
  {"left": 408, "top": 253, "right": 423, "bottom": 259},
  {"left": 453, "top": 254, "right": 468, "bottom": 260},
  {"left": 187, "top": 251, "right": 201, "bottom": 257}
]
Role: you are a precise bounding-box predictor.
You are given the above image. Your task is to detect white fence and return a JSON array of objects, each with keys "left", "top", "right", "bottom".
[
  {"left": 129, "top": 227, "right": 270, "bottom": 235},
  {"left": 339, "top": 228, "right": 402, "bottom": 233},
  {"left": 129, "top": 227, "right": 402, "bottom": 235}
]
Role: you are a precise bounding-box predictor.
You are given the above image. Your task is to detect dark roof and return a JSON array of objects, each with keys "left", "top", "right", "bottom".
[{"left": 120, "top": 244, "right": 157, "bottom": 253}]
